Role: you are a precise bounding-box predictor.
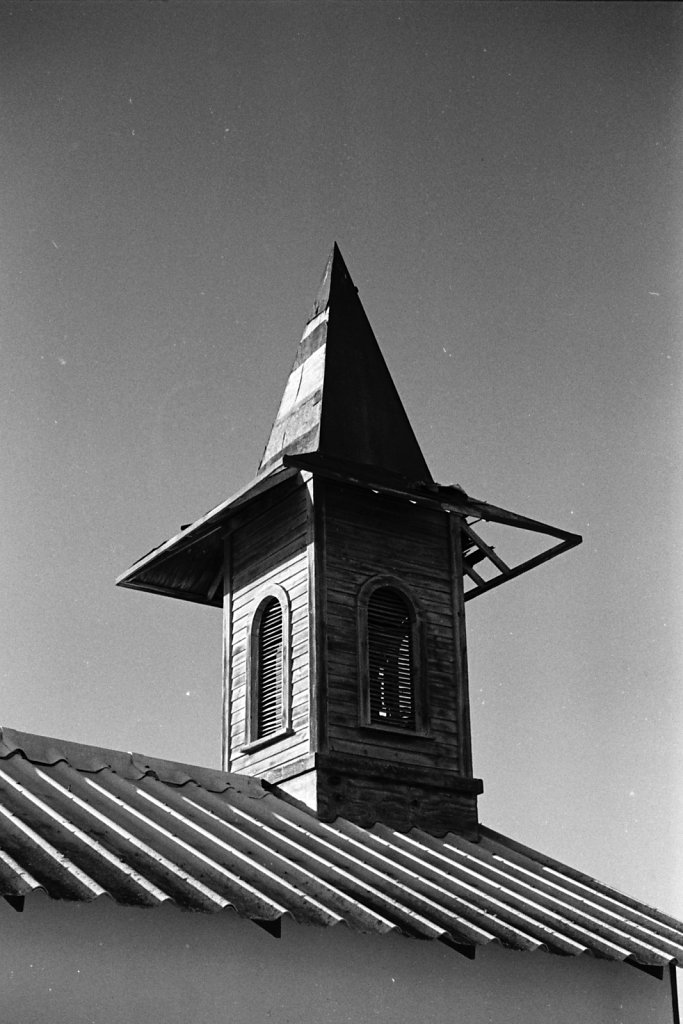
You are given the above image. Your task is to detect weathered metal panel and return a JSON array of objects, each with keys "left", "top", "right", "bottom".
[
  {"left": 258, "top": 244, "right": 433, "bottom": 481},
  {"left": 0, "top": 728, "right": 681, "bottom": 970}
]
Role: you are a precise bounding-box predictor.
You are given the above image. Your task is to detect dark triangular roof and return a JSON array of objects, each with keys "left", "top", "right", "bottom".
[{"left": 259, "top": 244, "right": 432, "bottom": 483}]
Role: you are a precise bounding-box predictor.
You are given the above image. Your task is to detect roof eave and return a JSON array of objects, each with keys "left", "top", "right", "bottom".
[
  {"left": 283, "top": 452, "right": 582, "bottom": 599},
  {"left": 115, "top": 465, "right": 300, "bottom": 597}
]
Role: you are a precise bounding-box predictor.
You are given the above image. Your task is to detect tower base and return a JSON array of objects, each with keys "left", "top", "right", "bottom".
[{"left": 268, "top": 753, "right": 483, "bottom": 839}]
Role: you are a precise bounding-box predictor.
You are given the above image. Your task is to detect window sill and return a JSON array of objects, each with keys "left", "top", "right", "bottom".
[
  {"left": 359, "top": 722, "right": 431, "bottom": 740},
  {"left": 240, "top": 727, "right": 294, "bottom": 754}
]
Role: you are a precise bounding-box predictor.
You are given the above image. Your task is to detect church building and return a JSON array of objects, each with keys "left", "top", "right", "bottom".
[{"left": 0, "top": 246, "right": 681, "bottom": 1023}]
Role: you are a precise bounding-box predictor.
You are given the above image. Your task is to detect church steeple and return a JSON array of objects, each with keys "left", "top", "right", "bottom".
[
  {"left": 259, "top": 244, "right": 432, "bottom": 483},
  {"left": 117, "top": 246, "right": 581, "bottom": 839}
]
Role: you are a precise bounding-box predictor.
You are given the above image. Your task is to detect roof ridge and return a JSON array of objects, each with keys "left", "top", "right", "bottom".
[{"left": 0, "top": 726, "right": 265, "bottom": 797}]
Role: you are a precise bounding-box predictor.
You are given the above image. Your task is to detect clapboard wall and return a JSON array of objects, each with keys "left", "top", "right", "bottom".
[
  {"left": 320, "top": 480, "right": 468, "bottom": 776},
  {"left": 224, "top": 480, "right": 311, "bottom": 777},
  {"left": 221, "top": 471, "right": 477, "bottom": 834}
]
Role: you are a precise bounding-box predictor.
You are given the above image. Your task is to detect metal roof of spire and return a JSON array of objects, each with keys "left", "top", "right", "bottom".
[{"left": 258, "top": 243, "right": 433, "bottom": 483}]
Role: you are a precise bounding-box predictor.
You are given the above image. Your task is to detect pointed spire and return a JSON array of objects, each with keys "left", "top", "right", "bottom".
[{"left": 259, "top": 245, "right": 432, "bottom": 482}]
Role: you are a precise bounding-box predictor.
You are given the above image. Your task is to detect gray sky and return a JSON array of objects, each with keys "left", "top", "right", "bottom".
[{"left": 2, "top": 1, "right": 682, "bottom": 919}]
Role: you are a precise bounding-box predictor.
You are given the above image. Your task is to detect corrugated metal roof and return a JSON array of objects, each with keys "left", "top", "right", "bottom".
[{"left": 1, "top": 727, "right": 681, "bottom": 970}]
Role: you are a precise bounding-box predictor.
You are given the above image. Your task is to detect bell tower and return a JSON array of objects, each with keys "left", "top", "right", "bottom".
[{"left": 117, "top": 245, "right": 581, "bottom": 839}]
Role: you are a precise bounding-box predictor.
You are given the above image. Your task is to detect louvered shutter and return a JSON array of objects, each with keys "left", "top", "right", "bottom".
[
  {"left": 257, "top": 599, "right": 283, "bottom": 738},
  {"left": 367, "top": 587, "right": 415, "bottom": 729}
]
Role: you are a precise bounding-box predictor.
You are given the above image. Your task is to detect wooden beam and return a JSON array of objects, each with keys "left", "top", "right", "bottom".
[
  {"left": 464, "top": 537, "right": 581, "bottom": 601},
  {"left": 460, "top": 498, "right": 581, "bottom": 543},
  {"left": 284, "top": 453, "right": 582, "bottom": 546},
  {"left": 307, "top": 476, "right": 327, "bottom": 755},
  {"left": 461, "top": 521, "right": 510, "bottom": 574},
  {"left": 207, "top": 566, "right": 224, "bottom": 602},
  {"left": 221, "top": 536, "right": 232, "bottom": 772},
  {"left": 462, "top": 563, "right": 486, "bottom": 587},
  {"left": 672, "top": 962, "right": 681, "bottom": 1024},
  {"left": 282, "top": 455, "right": 583, "bottom": 602},
  {"left": 449, "top": 515, "right": 473, "bottom": 778}
]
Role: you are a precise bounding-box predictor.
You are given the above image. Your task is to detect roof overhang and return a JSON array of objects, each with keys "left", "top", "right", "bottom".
[
  {"left": 116, "top": 453, "right": 581, "bottom": 606},
  {"left": 284, "top": 453, "right": 582, "bottom": 601},
  {"left": 115, "top": 466, "right": 301, "bottom": 606}
]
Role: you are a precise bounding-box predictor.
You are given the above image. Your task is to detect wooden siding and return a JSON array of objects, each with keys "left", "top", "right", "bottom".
[
  {"left": 226, "top": 482, "right": 311, "bottom": 777},
  {"left": 321, "top": 481, "right": 465, "bottom": 774}
]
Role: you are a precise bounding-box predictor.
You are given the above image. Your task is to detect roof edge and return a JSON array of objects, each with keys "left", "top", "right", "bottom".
[
  {"left": 0, "top": 727, "right": 265, "bottom": 797},
  {"left": 115, "top": 466, "right": 300, "bottom": 590}
]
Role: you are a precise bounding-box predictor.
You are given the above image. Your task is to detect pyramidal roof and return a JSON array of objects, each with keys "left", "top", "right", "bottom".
[{"left": 258, "top": 244, "right": 433, "bottom": 483}]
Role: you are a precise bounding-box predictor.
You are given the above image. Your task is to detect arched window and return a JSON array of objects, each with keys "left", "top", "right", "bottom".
[
  {"left": 359, "top": 579, "right": 424, "bottom": 732},
  {"left": 256, "top": 598, "right": 284, "bottom": 738},
  {"left": 244, "top": 585, "right": 291, "bottom": 749}
]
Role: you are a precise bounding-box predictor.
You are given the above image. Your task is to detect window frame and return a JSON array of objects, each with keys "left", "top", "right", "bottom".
[
  {"left": 357, "top": 575, "right": 427, "bottom": 736},
  {"left": 242, "top": 583, "right": 293, "bottom": 752}
]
